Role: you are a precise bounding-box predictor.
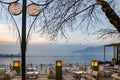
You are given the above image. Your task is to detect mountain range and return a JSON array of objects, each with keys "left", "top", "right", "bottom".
[{"left": 71, "top": 46, "right": 114, "bottom": 56}]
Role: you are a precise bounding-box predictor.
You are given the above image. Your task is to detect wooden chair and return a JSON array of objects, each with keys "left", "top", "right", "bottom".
[
  {"left": 92, "top": 71, "right": 98, "bottom": 80},
  {"left": 80, "top": 77, "right": 87, "bottom": 80},
  {"left": 85, "top": 69, "right": 98, "bottom": 80},
  {"left": 111, "top": 73, "right": 120, "bottom": 80},
  {"left": 62, "top": 69, "right": 75, "bottom": 80}
]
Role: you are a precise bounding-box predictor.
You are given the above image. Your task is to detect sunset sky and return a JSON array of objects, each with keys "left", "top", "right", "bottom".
[
  {"left": 0, "top": 0, "right": 119, "bottom": 45},
  {"left": 0, "top": 23, "right": 117, "bottom": 45},
  {"left": 0, "top": 0, "right": 120, "bottom": 56},
  {"left": 0, "top": 22, "right": 118, "bottom": 56}
]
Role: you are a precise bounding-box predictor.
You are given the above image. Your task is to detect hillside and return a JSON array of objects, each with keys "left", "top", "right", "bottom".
[{"left": 71, "top": 46, "right": 113, "bottom": 55}]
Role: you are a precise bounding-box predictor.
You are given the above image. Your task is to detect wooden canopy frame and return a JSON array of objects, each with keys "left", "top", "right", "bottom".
[{"left": 104, "top": 43, "right": 120, "bottom": 64}]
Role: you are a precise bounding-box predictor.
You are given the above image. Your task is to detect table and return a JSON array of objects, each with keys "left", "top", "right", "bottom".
[
  {"left": 63, "top": 67, "right": 72, "bottom": 73},
  {"left": 72, "top": 70, "right": 86, "bottom": 79},
  {"left": 63, "top": 67, "right": 70, "bottom": 70}
]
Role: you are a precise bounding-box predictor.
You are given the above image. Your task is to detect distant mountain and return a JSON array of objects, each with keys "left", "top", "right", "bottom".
[
  {"left": 0, "top": 54, "right": 20, "bottom": 58},
  {"left": 71, "top": 46, "right": 113, "bottom": 55}
]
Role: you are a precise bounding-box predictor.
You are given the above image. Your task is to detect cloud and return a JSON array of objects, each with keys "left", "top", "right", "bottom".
[
  {"left": 0, "top": 24, "right": 119, "bottom": 48},
  {"left": 0, "top": 24, "right": 16, "bottom": 43}
]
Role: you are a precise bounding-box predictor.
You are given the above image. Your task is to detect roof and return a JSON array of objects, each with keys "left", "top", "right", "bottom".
[{"left": 105, "top": 43, "right": 120, "bottom": 47}]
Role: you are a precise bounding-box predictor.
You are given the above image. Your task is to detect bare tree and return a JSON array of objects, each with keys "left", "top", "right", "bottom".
[
  {"left": 0, "top": 0, "right": 120, "bottom": 40},
  {"left": 35, "top": 0, "right": 120, "bottom": 40}
]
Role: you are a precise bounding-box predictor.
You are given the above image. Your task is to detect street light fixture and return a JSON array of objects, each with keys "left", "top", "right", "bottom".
[
  {"left": 27, "top": 3, "right": 40, "bottom": 16},
  {"left": 8, "top": 2, "right": 22, "bottom": 15},
  {"left": 0, "top": 0, "right": 53, "bottom": 80},
  {"left": 91, "top": 60, "right": 99, "bottom": 71},
  {"left": 8, "top": 2, "right": 40, "bottom": 16},
  {"left": 8, "top": 1, "right": 40, "bottom": 79}
]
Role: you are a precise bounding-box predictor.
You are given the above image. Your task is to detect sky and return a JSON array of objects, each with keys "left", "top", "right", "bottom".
[
  {"left": 0, "top": 0, "right": 120, "bottom": 56},
  {"left": 0, "top": 23, "right": 118, "bottom": 45},
  {"left": 0, "top": 23, "right": 119, "bottom": 56}
]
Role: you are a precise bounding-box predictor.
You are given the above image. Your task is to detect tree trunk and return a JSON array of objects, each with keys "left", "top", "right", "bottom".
[{"left": 97, "top": 0, "right": 120, "bottom": 33}]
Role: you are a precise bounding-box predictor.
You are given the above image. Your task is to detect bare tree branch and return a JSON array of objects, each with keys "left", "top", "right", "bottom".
[
  {"left": 1, "top": 0, "right": 120, "bottom": 42},
  {"left": 97, "top": 0, "right": 120, "bottom": 32}
]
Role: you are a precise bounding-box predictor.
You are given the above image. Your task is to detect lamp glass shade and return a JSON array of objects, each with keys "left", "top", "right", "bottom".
[
  {"left": 94, "top": 61, "right": 98, "bottom": 66},
  {"left": 91, "top": 61, "right": 94, "bottom": 66},
  {"left": 27, "top": 3, "right": 40, "bottom": 16},
  {"left": 13, "top": 61, "right": 20, "bottom": 67},
  {"left": 91, "top": 60, "right": 98, "bottom": 66},
  {"left": 56, "top": 61, "right": 62, "bottom": 67},
  {"left": 8, "top": 2, "right": 22, "bottom": 15}
]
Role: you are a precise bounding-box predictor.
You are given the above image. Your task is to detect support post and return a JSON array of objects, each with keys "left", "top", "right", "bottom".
[
  {"left": 56, "top": 60, "right": 62, "bottom": 80},
  {"left": 114, "top": 46, "right": 116, "bottom": 58},
  {"left": 21, "top": 0, "right": 27, "bottom": 79},
  {"left": 117, "top": 46, "right": 119, "bottom": 64},
  {"left": 104, "top": 46, "right": 106, "bottom": 64}
]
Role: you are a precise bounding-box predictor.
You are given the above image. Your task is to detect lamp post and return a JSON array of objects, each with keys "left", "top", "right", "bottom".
[
  {"left": 56, "top": 60, "right": 62, "bottom": 80},
  {"left": 21, "top": 0, "right": 27, "bottom": 79},
  {"left": 0, "top": 0, "right": 49, "bottom": 79},
  {"left": 91, "top": 60, "right": 99, "bottom": 71},
  {"left": 8, "top": 1, "right": 40, "bottom": 79},
  {"left": 13, "top": 60, "right": 20, "bottom": 73}
]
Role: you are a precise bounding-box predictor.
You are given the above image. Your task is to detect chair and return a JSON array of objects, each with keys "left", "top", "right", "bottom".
[
  {"left": 80, "top": 77, "right": 87, "bottom": 80},
  {"left": 62, "top": 69, "right": 75, "bottom": 80},
  {"left": 99, "top": 66, "right": 106, "bottom": 77},
  {"left": 92, "top": 71, "right": 98, "bottom": 80},
  {"left": 114, "top": 65, "right": 119, "bottom": 72},
  {"left": 9, "top": 71, "right": 14, "bottom": 79},
  {"left": 48, "top": 67, "right": 56, "bottom": 79},
  {"left": 111, "top": 73, "right": 120, "bottom": 80},
  {"left": 99, "top": 65, "right": 112, "bottom": 77},
  {"left": 86, "top": 69, "right": 93, "bottom": 75},
  {"left": 45, "top": 67, "right": 50, "bottom": 76},
  {"left": 84, "top": 69, "right": 98, "bottom": 80}
]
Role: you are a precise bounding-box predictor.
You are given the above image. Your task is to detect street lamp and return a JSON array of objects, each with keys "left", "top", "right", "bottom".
[
  {"left": 8, "top": 1, "right": 40, "bottom": 79},
  {"left": 8, "top": 2, "right": 40, "bottom": 16},
  {"left": 13, "top": 60, "right": 20, "bottom": 73},
  {"left": 56, "top": 60, "right": 62, "bottom": 80},
  {"left": 91, "top": 60, "right": 99, "bottom": 71},
  {"left": 0, "top": 0, "right": 53, "bottom": 79},
  {"left": 8, "top": 2, "right": 22, "bottom": 15}
]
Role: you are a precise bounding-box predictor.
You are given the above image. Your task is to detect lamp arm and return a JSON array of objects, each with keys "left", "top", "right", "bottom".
[
  {"left": 26, "top": 6, "right": 48, "bottom": 44},
  {"left": 0, "top": 0, "right": 19, "bottom": 4},
  {"left": 1, "top": 3, "right": 21, "bottom": 44},
  {"left": 30, "top": 0, "right": 54, "bottom": 6},
  {"left": 9, "top": 11, "right": 22, "bottom": 44},
  {"left": 26, "top": 15, "right": 39, "bottom": 45}
]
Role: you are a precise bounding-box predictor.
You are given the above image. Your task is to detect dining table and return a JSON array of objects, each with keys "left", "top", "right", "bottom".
[{"left": 72, "top": 70, "right": 86, "bottom": 79}]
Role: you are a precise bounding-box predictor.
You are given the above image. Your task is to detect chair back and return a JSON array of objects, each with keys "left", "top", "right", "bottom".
[
  {"left": 92, "top": 71, "right": 98, "bottom": 77},
  {"left": 86, "top": 69, "right": 92, "bottom": 75},
  {"left": 99, "top": 66, "right": 104, "bottom": 71}
]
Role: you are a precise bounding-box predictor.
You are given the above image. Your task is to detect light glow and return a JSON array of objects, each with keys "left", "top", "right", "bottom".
[
  {"left": 91, "top": 60, "right": 98, "bottom": 67},
  {"left": 56, "top": 60, "right": 62, "bottom": 67},
  {"left": 13, "top": 61, "right": 20, "bottom": 67}
]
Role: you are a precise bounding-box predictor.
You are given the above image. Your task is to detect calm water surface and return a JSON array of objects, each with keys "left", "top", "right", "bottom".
[{"left": 0, "top": 55, "right": 113, "bottom": 66}]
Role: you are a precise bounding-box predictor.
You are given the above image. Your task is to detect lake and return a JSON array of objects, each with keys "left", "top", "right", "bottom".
[{"left": 0, "top": 55, "right": 113, "bottom": 66}]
